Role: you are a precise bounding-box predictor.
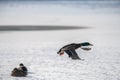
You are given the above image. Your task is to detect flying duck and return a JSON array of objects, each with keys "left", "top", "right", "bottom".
[{"left": 57, "top": 42, "right": 93, "bottom": 60}]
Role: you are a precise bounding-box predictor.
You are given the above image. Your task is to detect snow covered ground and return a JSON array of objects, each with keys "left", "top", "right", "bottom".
[
  {"left": 0, "top": 1, "right": 120, "bottom": 80},
  {"left": 0, "top": 30, "right": 120, "bottom": 80}
]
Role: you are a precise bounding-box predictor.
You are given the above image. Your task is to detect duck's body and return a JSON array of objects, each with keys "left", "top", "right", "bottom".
[
  {"left": 11, "top": 63, "right": 28, "bottom": 77},
  {"left": 57, "top": 42, "right": 93, "bottom": 60},
  {"left": 11, "top": 68, "right": 27, "bottom": 77},
  {"left": 62, "top": 43, "right": 82, "bottom": 50}
]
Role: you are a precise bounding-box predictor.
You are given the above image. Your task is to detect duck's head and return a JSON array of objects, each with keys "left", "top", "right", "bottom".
[
  {"left": 81, "top": 42, "right": 93, "bottom": 46},
  {"left": 19, "top": 63, "right": 24, "bottom": 67},
  {"left": 80, "top": 42, "right": 93, "bottom": 51}
]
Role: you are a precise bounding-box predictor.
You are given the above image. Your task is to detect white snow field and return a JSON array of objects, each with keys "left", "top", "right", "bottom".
[{"left": 0, "top": 1, "right": 120, "bottom": 80}]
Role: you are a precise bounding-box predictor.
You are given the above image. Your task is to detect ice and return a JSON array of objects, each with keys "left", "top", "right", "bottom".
[
  {"left": 0, "top": 1, "right": 120, "bottom": 80},
  {"left": 0, "top": 31, "right": 120, "bottom": 80}
]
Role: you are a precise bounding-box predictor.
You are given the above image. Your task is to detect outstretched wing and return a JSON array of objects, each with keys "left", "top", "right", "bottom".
[{"left": 69, "top": 49, "right": 81, "bottom": 60}]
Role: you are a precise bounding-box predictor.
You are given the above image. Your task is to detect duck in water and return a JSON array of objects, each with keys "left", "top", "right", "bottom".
[
  {"left": 11, "top": 63, "right": 28, "bottom": 77},
  {"left": 57, "top": 42, "right": 93, "bottom": 60}
]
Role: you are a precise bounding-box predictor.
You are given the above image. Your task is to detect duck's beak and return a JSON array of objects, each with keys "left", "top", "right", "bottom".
[{"left": 90, "top": 44, "right": 93, "bottom": 46}]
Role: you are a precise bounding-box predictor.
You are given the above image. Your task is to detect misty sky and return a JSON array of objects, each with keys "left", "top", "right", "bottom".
[{"left": 0, "top": 0, "right": 120, "bottom": 26}]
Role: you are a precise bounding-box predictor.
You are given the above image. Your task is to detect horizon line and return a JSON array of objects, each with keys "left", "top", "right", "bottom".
[{"left": 0, "top": 25, "right": 91, "bottom": 31}]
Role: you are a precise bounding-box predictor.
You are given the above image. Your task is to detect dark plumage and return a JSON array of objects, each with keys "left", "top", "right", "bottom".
[
  {"left": 57, "top": 42, "right": 93, "bottom": 60},
  {"left": 11, "top": 63, "right": 28, "bottom": 77},
  {"left": 19, "top": 63, "right": 28, "bottom": 72},
  {"left": 11, "top": 68, "right": 27, "bottom": 77}
]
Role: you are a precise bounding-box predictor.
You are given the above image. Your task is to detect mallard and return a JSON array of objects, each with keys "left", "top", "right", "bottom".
[
  {"left": 11, "top": 63, "right": 28, "bottom": 77},
  {"left": 57, "top": 42, "right": 93, "bottom": 60},
  {"left": 11, "top": 68, "right": 27, "bottom": 77}
]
